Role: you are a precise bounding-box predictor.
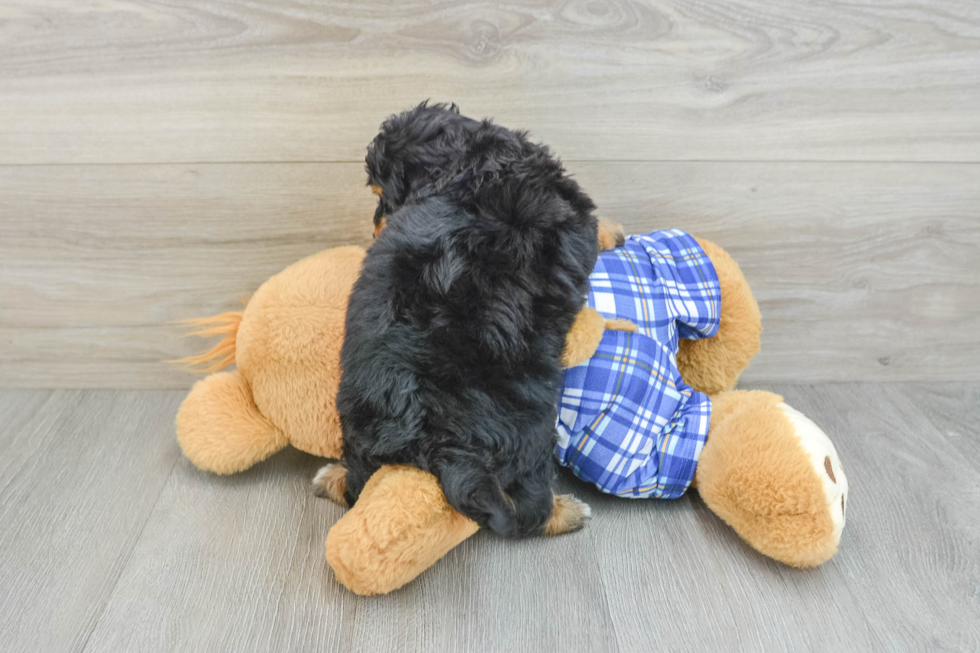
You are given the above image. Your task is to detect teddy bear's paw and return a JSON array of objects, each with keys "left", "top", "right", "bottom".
[
  {"left": 597, "top": 218, "right": 626, "bottom": 251},
  {"left": 313, "top": 462, "right": 349, "bottom": 507},
  {"left": 778, "top": 402, "right": 848, "bottom": 541},
  {"left": 542, "top": 494, "right": 592, "bottom": 536}
]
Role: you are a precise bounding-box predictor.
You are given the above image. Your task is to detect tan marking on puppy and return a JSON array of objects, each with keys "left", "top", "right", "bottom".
[
  {"left": 597, "top": 218, "right": 625, "bottom": 251},
  {"left": 542, "top": 493, "right": 592, "bottom": 536},
  {"left": 373, "top": 216, "right": 387, "bottom": 239},
  {"left": 313, "top": 462, "right": 349, "bottom": 507},
  {"left": 370, "top": 184, "right": 383, "bottom": 196}
]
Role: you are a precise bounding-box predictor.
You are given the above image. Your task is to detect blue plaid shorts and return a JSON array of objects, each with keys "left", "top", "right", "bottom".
[{"left": 555, "top": 230, "right": 721, "bottom": 499}]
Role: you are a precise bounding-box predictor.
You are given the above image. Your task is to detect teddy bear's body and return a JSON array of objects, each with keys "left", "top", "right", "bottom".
[
  {"left": 176, "top": 246, "right": 364, "bottom": 472},
  {"left": 177, "top": 233, "right": 848, "bottom": 596}
]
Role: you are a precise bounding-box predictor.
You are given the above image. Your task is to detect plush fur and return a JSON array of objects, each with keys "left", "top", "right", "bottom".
[
  {"left": 337, "top": 103, "right": 599, "bottom": 538},
  {"left": 695, "top": 391, "right": 842, "bottom": 567},
  {"left": 676, "top": 238, "right": 762, "bottom": 395},
  {"left": 177, "top": 370, "right": 287, "bottom": 475},
  {"left": 560, "top": 306, "right": 637, "bottom": 368},
  {"left": 175, "top": 246, "right": 366, "bottom": 472},
  {"left": 326, "top": 465, "right": 480, "bottom": 596}
]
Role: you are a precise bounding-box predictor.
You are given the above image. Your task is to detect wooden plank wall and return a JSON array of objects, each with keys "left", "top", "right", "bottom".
[{"left": 1, "top": 0, "right": 978, "bottom": 388}]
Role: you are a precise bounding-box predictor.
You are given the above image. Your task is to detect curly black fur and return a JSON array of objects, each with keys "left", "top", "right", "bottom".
[{"left": 338, "top": 103, "right": 599, "bottom": 538}]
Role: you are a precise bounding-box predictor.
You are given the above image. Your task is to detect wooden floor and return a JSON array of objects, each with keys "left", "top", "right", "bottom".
[{"left": 1, "top": 383, "right": 977, "bottom": 652}]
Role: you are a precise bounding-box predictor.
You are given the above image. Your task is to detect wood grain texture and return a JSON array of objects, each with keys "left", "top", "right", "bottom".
[
  {"left": 576, "top": 161, "right": 980, "bottom": 383},
  {"left": 83, "top": 447, "right": 359, "bottom": 652},
  {"left": 769, "top": 383, "right": 980, "bottom": 652},
  {"left": 580, "top": 481, "right": 877, "bottom": 651},
  {"left": 2, "top": 385, "right": 978, "bottom": 651},
  {"left": 343, "top": 483, "right": 618, "bottom": 653},
  {"left": 0, "top": 390, "right": 181, "bottom": 653},
  {"left": 0, "top": 163, "right": 377, "bottom": 388},
  {"left": 0, "top": 0, "right": 979, "bottom": 164},
  {"left": 2, "top": 161, "right": 977, "bottom": 387},
  {"left": 896, "top": 382, "right": 980, "bottom": 473}
]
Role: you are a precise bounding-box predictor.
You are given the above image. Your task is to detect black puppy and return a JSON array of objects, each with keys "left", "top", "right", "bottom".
[{"left": 315, "top": 103, "right": 598, "bottom": 538}]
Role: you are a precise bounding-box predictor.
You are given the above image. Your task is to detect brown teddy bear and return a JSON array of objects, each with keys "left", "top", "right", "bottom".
[{"left": 176, "top": 233, "right": 847, "bottom": 595}]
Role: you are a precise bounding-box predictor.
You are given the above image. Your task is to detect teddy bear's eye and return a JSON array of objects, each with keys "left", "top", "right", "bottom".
[{"left": 824, "top": 456, "right": 836, "bottom": 483}]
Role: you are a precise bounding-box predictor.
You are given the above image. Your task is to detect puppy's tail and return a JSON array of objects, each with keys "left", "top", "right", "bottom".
[
  {"left": 170, "top": 310, "right": 245, "bottom": 373},
  {"left": 437, "top": 459, "right": 548, "bottom": 539}
]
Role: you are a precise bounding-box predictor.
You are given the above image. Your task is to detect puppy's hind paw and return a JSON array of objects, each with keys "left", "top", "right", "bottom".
[
  {"left": 543, "top": 494, "right": 592, "bottom": 536},
  {"left": 597, "top": 218, "right": 626, "bottom": 251},
  {"left": 312, "top": 462, "right": 349, "bottom": 507}
]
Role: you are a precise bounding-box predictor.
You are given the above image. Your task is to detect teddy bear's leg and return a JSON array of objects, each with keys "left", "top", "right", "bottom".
[
  {"left": 176, "top": 371, "right": 289, "bottom": 475},
  {"left": 676, "top": 238, "right": 762, "bottom": 395},
  {"left": 325, "top": 465, "right": 480, "bottom": 596},
  {"left": 694, "top": 390, "right": 848, "bottom": 567}
]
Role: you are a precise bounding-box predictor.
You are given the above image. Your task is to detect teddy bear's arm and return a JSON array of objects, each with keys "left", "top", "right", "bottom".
[
  {"left": 561, "top": 307, "right": 637, "bottom": 368},
  {"left": 676, "top": 237, "right": 761, "bottom": 394}
]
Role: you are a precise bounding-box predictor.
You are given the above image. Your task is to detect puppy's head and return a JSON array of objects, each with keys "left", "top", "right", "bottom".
[{"left": 366, "top": 101, "right": 479, "bottom": 236}]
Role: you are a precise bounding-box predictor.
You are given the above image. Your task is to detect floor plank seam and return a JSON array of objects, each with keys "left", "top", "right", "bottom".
[
  {"left": 265, "top": 484, "right": 315, "bottom": 650},
  {"left": 583, "top": 527, "right": 625, "bottom": 653},
  {"left": 0, "top": 391, "right": 64, "bottom": 493},
  {"left": 76, "top": 452, "right": 181, "bottom": 653}
]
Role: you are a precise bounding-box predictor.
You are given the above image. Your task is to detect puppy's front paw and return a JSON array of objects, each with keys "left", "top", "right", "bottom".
[
  {"left": 597, "top": 219, "right": 625, "bottom": 251},
  {"left": 313, "top": 463, "right": 349, "bottom": 507},
  {"left": 542, "top": 494, "right": 592, "bottom": 536}
]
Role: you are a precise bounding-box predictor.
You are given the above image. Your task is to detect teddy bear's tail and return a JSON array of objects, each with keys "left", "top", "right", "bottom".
[{"left": 172, "top": 310, "right": 244, "bottom": 373}]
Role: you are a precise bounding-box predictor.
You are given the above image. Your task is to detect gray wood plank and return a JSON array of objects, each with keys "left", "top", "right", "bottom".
[
  {"left": 0, "top": 390, "right": 182, "bottom": 652},
  {"left": 0, "top": 389, "right": 52, "bottom": 440},
  {"left": 3, "top": 385, "right": 977, "bottom": 651},
  {"left": 83, "top": 448, "right": 358, "bottom": 653},
  {"left": 2, "top": 162, "right": 977, "bottom": 388},
  {"left": 85, "top": 453, "right": 616, "bottom": 653},
  {"left": 577, "top": 382, "right": 980, "bottom": 652},
  {"left": 894, "top": 382, "right": 980, "bottom": 474},
  {"left": 580, "top": 465, "right": 876, "bottom": 651},
  {"left": 1, "top": 0, "right": 978, "bottom": 164},
  {"left": 769, "top": 383, "right": 980, "bottom": 652}
]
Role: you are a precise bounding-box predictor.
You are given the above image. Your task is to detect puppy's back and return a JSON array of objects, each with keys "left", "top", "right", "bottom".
[{"left": 340, "top": 158, "right": 598, "bottom": 537}]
